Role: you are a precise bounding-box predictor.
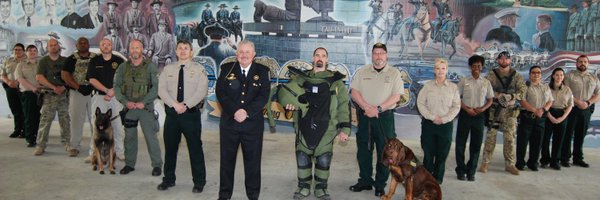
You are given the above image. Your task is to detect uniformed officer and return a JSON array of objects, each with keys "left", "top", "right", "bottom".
[
  {"left": 455, "top": 55, "right": 494, "bottom": 181},
  {"left": 114, "top": 39, "right": 163, "bottom": 176},
  {"left": 215, "top": 40, "right": 270, "bottom": 200},
  {"left": 216, "top": 3, "right": 230, "bottom": 23},
  {"left": 201, "top": 3, "right": 214, "bottom": 25},
  {"left": 15, "top": 45, "right": 41, "bottom": 147},
  {"left": 34, "top": 38, "right": 71, "bottom": 156},
  {"left": 1, "top": 43, "right": 25, "bottom": 138},
  {"left": 562, "top": 55, "right": 600, "bottom": 168},
  {"left": 516, "top": 66, "right": 553, "bottom": 172},
  {"left": 417, "top": 58, "right": 461, "bottom": 184},
  {"left": 541, "top": 68, "right": 573, "bottom": 170},
  {"left": 349, "top": 43, "right": 404, "bottom": 197},
  {"left": 87, "top": 38, "right": 125, "bottom": 162},
  {"left": 479, "top": 51, "right": 526, "bottom": 175},
  {"left": 61, "top": 37, "right": 96, "bottom": 157},
  {"left": 156, "top": 40, "right": 208, "bottom": 193},
  {"left": 279, "top": 47, "right": 350, "bottom": 200},
  {"left": 567, "top": 5, "right": 580, "bottom": 51}
]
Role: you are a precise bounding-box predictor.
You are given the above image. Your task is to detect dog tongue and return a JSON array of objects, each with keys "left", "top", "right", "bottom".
[{"left": 388, "top": 159, "right": 393, "bottom": 164}]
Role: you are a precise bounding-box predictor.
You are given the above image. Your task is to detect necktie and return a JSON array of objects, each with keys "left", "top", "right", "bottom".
[
  {"left": 242, "top": 69, "right": 246, "bottom": 78},
  {"left": 177, "top": 65, "right": 184, "bottom": 102},
  {"left": 50, "top": 19, "right": 53, "bottom": 25},
  {"left": 27, "top": 17, "right": 31, "bottom": 27}
]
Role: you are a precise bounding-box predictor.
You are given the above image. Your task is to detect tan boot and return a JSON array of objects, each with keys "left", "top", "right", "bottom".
[
  {"left": 479, "top": 163, "right": 489, "bottom": 173},
  {"left": 505, "top": 166, "right": 520, "bottom": 175},
  {"left": 33, "top": 147, "right": 45, "bottom": 156},
  {"left": 84, "top": 155, "right": 93, "bottom": 163}
]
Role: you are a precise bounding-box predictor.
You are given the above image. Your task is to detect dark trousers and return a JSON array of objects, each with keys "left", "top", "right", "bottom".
[
  {"left": 541, "top": 108, "right": 567, "bottom": 165},
  {"left": 162, "top": 108, "right": 206, "bottom": 186},
  {"left": 562, "top": 107, "right": 592, "bottom": 163},
  {"left": 455, "top": 110, "right": 484, "bottom": 176},
  {"left": 20, "top": 91, "right": 40, "bottom": 143},
  {"left": 516, "top": 112, "right": 546, "bottom": 168},
  {"left": 3, "top": 83, "right": 24, "bottom": 133},
  {"left": 355, "top": 110, "right": 396, "bottom": 188},
  {"left": 421, "top": 118, "right": 453, "bottom": 183},
  {"left": 219, "top": 123, "right": 263, "bottom": 199}
]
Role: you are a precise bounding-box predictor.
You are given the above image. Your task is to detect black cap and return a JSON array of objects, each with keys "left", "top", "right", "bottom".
[
  {"left": 372, "top": 43, "right": 387, "bottom": 52},
  {"left": 497, "top": 51, "right": 511, "bottom": 59}
]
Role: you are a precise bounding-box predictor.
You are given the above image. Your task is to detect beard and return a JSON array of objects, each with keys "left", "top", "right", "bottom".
[
  {"left": 130, "top": 52, "right": 141, "bottom": 60},
  {"left": 315, "top": 61, "right": 324, "bottom": 68}
]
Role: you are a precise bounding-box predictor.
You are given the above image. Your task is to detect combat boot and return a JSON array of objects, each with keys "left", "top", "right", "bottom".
[
  {"left": 505, "top": 166, "right": 520, "bottom": 175},
  {"left": 479, "top": 163, "right": 489, "bottom": 173}
]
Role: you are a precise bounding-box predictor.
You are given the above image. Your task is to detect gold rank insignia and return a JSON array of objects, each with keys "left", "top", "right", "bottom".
[
  {"left": 190, "top": 70, "right": 195, "bottom": 77},
  {"left": 253, "top": 75, "right": 259, "bottom": 80},
  {"left": 227, "top": 73, "right": 237, "bottom": 80},
  {"left": 112, "top": 62, "right": 119, "bottom": 69}
]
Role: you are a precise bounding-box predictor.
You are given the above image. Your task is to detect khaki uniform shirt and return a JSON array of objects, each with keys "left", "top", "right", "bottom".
[
  {"left": 457, "top": 76, "right": 494, "bottom": 108},
  {"left": 14, "top": 60, "right": 40, "bottom": 92},
  {"left": 1, "top": 57, "right": 24, "bottom": 81},
  {"left": 564, "top": 70, "right": 600, "bottom": 101},
  {"left": 523, "top": 83, "right": 553, "bottom": 108},
  {"left": 158, "top": 60, "right": 209, "bottom": 108},
  {"left": 417, "top": 79, "right": 461, "bottom": 124},
  {"left": 550, "top": 85, "right": 574, "bottom": 109},
  {"left": 350, "top": 64, "right": 404, "bottom": 109}
]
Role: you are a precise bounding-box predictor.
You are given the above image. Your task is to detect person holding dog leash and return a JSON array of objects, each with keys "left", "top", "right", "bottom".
[
  {"left": 417, "top": 58, "right": 461, "bottom": 184},
  {"left": 113, "top": 39, "right": 162, "bottom": 176},
  {"left": 349, "top": 43, "right": 404, "bottom": 197},
  {"left": 156, "top": 40, "right": 208, "bottom": 193},
  {"left": 87, "top": 38, "right": 126, "bottom": 162}
]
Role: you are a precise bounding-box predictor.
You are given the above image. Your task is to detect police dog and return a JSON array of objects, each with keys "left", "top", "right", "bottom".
[
  {"left": 381, "top": 138, "right": 442, "bottom": 200},
  {"left": 92, "top": 108, "right": 116, "bottom": 175}
]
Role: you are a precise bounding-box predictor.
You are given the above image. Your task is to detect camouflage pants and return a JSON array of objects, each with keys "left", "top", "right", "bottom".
[
  {"left": 37, "top": 93, "right": 70, "bottom": 148},
  {"left": 481, "top": 117, "right": 517, "bottom": 167}
]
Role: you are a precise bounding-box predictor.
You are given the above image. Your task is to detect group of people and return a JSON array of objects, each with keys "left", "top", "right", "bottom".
[{"left": 1, "top": 36, "right": 597, "bottom": 200}]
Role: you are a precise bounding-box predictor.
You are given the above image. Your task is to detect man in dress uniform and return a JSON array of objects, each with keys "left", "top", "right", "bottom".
[
  {"left": 562, "top": 55, "right": 600, "bottom": 168},
  {"left": 1, "top": 43, "right": 25, "bottom": 138},
  {"left": 485, "top": 7, "right": 522, "bottom": 50},
  {"left": 61, "top": 37, "right": 96, "bottom": 157},
  {"left": 215, "top": 40, "right": 270, "bottom": 200},
  {"left": 157, "top": 40, "right": 208, "bottom": 193},
  {"left": 34, "top": 39, "right": 71, "bottom": 156},
  {"left": 113, "top": 39, "right": 163, "bottom": 176},
  {"left": 61, "top": 0, "right": 82, "bottom": 28},
  {"left": 87, "top": 38, "right": 125, "bottom": 163}
]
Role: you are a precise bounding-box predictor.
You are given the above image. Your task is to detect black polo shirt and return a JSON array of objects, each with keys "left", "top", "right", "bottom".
[{"left": 87, "top": 54, "right": 124, "bottom": 93}]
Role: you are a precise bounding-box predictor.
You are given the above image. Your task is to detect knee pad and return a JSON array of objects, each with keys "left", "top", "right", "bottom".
[
  {"left": 315, "top": 152, "right": 332, "bottom": 171},
  {"left": 296, "top": 151, "right": 311, "bottom": 170},
  {"left": 123, "top": 118, "right": 138, "bottom": 128}
]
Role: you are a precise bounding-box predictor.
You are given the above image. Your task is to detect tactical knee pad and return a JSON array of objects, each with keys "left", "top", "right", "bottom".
[
  {"left": 296, "top": 151, "right": 311, "bottom": 170},
  {"left": 123, "top": 118, "right": 138, "bottom": 128},
  {"left": 315, "top": 152, "right": 332, "bottom": 171}
]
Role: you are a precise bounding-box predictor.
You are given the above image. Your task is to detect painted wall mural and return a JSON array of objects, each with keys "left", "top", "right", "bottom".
[{"left": 2, "top": 0, "right": 600, "bottom": 137}]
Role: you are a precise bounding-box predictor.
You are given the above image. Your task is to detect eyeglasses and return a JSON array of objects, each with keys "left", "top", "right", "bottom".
[{"left": 530, "top": 72, "right": 542, "bottom": 74}]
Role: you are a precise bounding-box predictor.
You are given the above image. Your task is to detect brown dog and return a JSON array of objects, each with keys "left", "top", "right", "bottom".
[
  {"left": 92, "top": 108, "right": 116, "bottom": 175},
  {"left": 381, "top": 138, "right": 442, "bottom": 200}
]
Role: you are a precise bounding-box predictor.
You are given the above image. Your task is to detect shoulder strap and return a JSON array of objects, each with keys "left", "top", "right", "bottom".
[{"left": 492, "top": 69, "right": 515, "bottom": 91}]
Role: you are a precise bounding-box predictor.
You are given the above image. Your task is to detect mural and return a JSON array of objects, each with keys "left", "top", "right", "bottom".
[{"left": 1, "top": 0, "right": 600, "bottom": 139}]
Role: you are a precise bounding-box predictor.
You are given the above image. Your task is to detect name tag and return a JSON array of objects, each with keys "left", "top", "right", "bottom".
[{"left": 312, "top": 86, "right": 318, "bottom": 93}]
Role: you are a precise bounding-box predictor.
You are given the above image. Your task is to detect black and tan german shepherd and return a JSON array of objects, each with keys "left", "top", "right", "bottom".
[{"left": 92, "top": 107, "right": 116, "bottom": 175}]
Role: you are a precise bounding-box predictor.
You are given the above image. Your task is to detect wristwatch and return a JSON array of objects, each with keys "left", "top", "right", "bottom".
[{"left": 377, "top": 106, "right": 383, "bottom": 113}]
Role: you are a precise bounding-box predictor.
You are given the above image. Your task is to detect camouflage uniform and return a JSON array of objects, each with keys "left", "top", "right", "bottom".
[
  {"left": 36, "top": 56, "right": 71, "bottom": 150},
  {"left": 481, "top": 68, "right": 526, "bottom": 168}
]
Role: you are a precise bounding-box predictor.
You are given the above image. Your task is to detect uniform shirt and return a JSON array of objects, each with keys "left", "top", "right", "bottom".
[
  {"left": 350, "top": 64, "right": 404, "bottom": 109},
  {"left": 1, "top": 57, "right": 24, "bottom": 81},
  {"left": 457, "top": 75, "right": 494, "bottom": 108},
  {"left": 550, "top": 85, "right": 574, "bottom": 109},
  {"left": 523, "top": 83, "right": 553, "bottom": 108},
  {"left": 417, "top": 79, "right": 461, "bottom": 124},
  {"left": 14, "top": 59, "right": 40, "bottom": 92},
  {"left": 87, "top": 54, "right": 124, "bottom": 92},
  {"left": 158, "top": 61, "right": 209, "bottom": 108},
  {"left": 37, "top": 56, "right": 67, "bottom": 86},
  {"left": 564, "top": 69, "right": 600, "bottom": 101}
]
